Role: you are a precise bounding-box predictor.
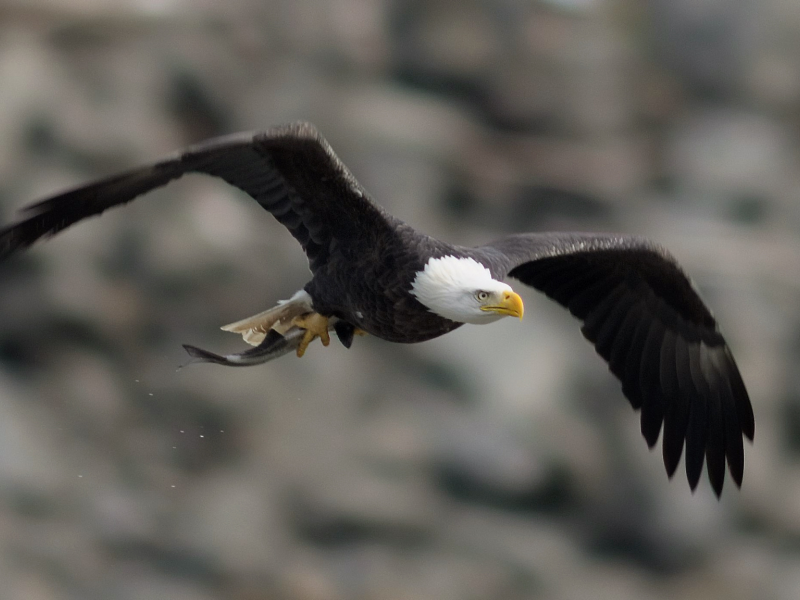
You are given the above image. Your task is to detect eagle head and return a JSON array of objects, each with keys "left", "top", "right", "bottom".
[{"left": 410, "top": 255, "right": 524, "bottom": 324}]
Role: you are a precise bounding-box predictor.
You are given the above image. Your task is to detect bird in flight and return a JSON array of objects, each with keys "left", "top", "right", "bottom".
[{"left": 0, "top": 122, "right": 754, "bottom": 497}]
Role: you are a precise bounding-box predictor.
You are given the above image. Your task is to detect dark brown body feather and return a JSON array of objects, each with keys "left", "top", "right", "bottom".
[{"left": 0, "top": 122, "right": 753, "bottom": 497}]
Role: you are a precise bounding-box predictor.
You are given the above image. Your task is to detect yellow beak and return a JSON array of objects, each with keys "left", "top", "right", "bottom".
[{"left": 481, "top": 290, "right": 524, "bottom": 320}]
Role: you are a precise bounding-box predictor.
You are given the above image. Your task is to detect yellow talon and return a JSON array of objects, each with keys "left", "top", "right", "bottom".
[
  {"left": 354, "top": 328, "right": 368, "bottom": 336},
  {"left": 291, "top": 312, "right": 330, "bottom": 357}
]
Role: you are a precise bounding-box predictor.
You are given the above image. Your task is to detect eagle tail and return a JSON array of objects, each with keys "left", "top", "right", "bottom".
[{"left": 220, "top": 289, "right": 314, "bottom": 346}]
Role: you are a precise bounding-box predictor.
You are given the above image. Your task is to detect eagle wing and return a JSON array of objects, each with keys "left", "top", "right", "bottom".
[
  {"left": 0, "top": 122, "right": 395, "bottom": 271},
  {"left": 480, "top": 232, "right": 754, "bottom": 497}
]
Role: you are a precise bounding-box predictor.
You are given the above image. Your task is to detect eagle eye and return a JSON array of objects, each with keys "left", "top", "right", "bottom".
[{"left": 476, "top": 291, "right": 490, "bottom": 301}]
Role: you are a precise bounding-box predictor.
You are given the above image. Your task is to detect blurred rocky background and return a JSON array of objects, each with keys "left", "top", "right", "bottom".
[{"left": 0, "top": 0, "right": 798, "bottom": 598}]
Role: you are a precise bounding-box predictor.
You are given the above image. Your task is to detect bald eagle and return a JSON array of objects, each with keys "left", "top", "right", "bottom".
[{"left": 0, "top": 122, "right": 753, "bottom": 497}]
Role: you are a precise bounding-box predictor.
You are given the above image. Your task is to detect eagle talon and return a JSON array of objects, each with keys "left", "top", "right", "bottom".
[{"left": 291, "top": 312, "right": 330, "bottom": 357}]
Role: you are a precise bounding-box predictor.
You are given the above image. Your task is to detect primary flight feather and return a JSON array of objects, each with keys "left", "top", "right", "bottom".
[{"left": 0, "top": 121, "right": 754, "bottom": 497}]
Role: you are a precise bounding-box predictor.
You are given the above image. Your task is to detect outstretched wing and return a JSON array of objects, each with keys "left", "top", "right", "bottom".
[
  {"left": 479, "top": 232, "right": 754, "bottom": 497},
  {"left": 0, "top": 122, "right": 395, "bottom": 271}
]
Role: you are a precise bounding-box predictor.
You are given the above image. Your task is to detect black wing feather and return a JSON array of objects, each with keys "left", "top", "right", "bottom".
[
  {"left": 608, "top": 302, "right": 644, "bottom": 382},
  {"left": 639, "top": 318, "right": 667, "bottom": 448},
  {"left": 661, "top": 330, "right": 689, "bottom": 477},
  {"left": 703, "top": 345, "right": 727, "bottom": 496},
  {"left": 479, "top": 232, "right": 754, "bottom": 497},
  {"left": 620, "top": 311, "right": 651, "bottom": 412},
  {"left": 0, "top": 122, "right": 395, "bottom": 272},
  {"left": 685, "top": 341, "right": 710, "bottom": 490}
]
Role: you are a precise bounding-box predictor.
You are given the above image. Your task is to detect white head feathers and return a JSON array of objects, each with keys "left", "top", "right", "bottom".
[{"left": 410, "top": 255, "right": 515, "bottom": 324}]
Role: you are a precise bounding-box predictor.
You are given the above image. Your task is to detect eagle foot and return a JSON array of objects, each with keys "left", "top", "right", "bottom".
[{"left": 292, "top": 312, "right": 331, "bottom": 357}]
